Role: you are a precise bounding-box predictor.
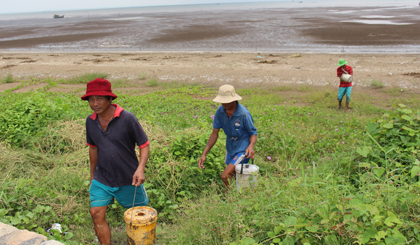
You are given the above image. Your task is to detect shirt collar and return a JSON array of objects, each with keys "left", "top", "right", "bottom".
[
  {"left": 89, "top": 104, "right": 123, "bottom": 120},
  {"left": 232, "top": 101, "right": 242, "bottom": 116},
  {"left": 219, "top": 101, "right": 241, "bottom": 116}
]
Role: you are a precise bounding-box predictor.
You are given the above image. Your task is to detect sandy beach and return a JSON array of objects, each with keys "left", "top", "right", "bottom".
[{"left": 1, "top": 52, "right": 419, "bottom": 93}]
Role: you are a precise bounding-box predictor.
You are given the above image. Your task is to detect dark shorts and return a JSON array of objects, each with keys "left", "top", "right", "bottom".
[{"left": 89, "top": 179, "right": 149, "bottom": 208}]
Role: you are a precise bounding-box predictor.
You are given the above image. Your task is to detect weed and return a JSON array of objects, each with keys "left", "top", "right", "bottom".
[
  {"left": 146, "top": 78, "right": 158, "bottom": 87},
  {"left": 3, "top": 74, "right": 16, "bottom": 83},
  {"left": 370, "top": 79, "right": 385, "bottom": 89},
  {"left": 65, "top": 72, "right": 108, "bottom": 84},
  {"left": 138, "top": 72, "right": 147, "bottom": 80},
  {"left": 111, "top": 79, "right": 131, "bottom": 88},
  {"left": 382, "top": 87, "right": 403, "bottom": 96}
]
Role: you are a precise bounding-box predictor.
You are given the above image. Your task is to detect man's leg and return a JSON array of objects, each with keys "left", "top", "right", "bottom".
[
  {"left": 221, "top": 164, "right": 236, "bottom": 187},
  {"left": 90, "top": 206, "right": 111, "bottom": 245},
  {"left": 337, "top": 87, "right": 345, "bottom": 109},
  {"left": 345, "top": 87, "right": 352, "bottom": 110}
]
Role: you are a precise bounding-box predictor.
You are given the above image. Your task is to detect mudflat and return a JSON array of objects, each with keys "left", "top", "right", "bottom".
[{"left": 1, "top": 5, "right": 419, "bottom": 52}]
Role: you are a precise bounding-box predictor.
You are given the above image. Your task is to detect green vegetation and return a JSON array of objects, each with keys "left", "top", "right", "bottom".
[
  {"left": 146, "top": 78, "right": 159, "bottom": 87},
  {"left": 0, "top": 79, "right": 419, "bottom": 245},
  {"left": 65, "top": 73, "right": 108, "bottom": 84},
  {"left": 370, "top": 79, "right": 385, "bottom": 89},
  {"left": 2, "top": 74, "right": 16, "bottom": 83},
  {"left": 138, "top": 71, "right": 147, "bottom": 80}
]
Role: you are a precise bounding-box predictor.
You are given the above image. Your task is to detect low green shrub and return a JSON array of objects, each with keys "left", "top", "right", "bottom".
[
  {"left": 3, "top": 74, "right": 16, "bottom": 83},
  {"left": 146, "top": 129, "right": 226, "bottom": 220},
  {"left": 354, "top": 104, "right": 420, "bottom": 184}
]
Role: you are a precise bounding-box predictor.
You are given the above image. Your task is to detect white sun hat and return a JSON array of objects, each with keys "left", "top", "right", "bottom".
[{"left": 213, "top": 84, "right": 242, "bottom": 103}]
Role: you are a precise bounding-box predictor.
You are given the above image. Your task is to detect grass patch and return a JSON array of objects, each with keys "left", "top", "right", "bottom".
[
  {"left": 2, "top": 74, "right": 16, "bottom": 83},
  {"left": 138, "top": 71, "right": 147, "bottom": 80},
  {"left": 1, "top": 85, "right": 419, "bottom": 244},
  {"left": 369, "top": 79, "right": 385, "bottom": 89},
  {"left": 382, "top": 87, "right": 403, "bottom": 96},
  {"left": 145, "top": 78, "right": 158, "bottom": 87},
  {"left": 65, "top": 72, "right": 108, "bottom": 84}
]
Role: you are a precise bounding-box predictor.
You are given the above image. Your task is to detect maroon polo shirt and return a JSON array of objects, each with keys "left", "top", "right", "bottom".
[
  {"left": 86, "top": 104, "right": 149, "bottom": 187},
  {"left": 337, "top": 65, "right": 353, "bottom": 87}
]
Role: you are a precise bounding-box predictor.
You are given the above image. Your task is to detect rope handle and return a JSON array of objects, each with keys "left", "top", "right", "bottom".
[{"left": 130, "top": 185, "right": 138, "bottom": 225}]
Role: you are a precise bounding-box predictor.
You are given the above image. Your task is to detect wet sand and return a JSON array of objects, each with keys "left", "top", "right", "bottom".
[{"left": 1, "top": 6, "right": 419, "bottom": 52}]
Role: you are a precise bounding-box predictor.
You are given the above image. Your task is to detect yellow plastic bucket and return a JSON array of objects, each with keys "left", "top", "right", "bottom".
[{"left": 124, "top": 206, "right": 157, "bottom": 245}]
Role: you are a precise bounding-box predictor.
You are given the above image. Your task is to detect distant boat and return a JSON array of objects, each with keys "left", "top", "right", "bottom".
[{"left": 53, "top": 14, "right": 64, "bottom": 18}]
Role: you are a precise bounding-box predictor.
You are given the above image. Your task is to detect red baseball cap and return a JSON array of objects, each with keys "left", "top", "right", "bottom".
[{"left": 81, "top": 78, "right": 118, "bottom": 100}]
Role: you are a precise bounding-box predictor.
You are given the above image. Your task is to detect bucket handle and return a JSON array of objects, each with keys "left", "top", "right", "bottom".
[{"left": 240, "top": 156, "right": 254, "bottom": 175}]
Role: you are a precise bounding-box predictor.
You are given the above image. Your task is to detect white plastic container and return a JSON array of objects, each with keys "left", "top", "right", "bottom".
[
  {"left": 341, "top": 74, "right": 353, "bottom": 83},
  {"left": 235, "top": 164, "right": 259, "bottom": 191}
]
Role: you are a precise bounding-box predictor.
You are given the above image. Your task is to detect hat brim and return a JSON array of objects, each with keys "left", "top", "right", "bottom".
[
  {"left": 337, "top": 61, "right": 348, "bottom": 66},
  {"left": 81, "top": 92, "right": 118, "bottom": 100},
  {"left": 213, "top": 94, "right": 242, "bottom": 103}
]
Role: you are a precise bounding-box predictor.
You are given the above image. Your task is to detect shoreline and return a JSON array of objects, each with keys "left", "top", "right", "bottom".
[{"left": 2, "top": 50, "right": 420, "bottom": 55}]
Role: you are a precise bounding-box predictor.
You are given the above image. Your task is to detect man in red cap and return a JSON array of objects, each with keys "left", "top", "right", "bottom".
[{"left": 81, "top": 78, "right": 150, "bottom": 245}]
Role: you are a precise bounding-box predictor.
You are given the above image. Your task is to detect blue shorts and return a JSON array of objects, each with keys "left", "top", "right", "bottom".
[
  {"left": 89, "top": 179, "right": 149, "bottom": 208},
  {"left": 337, "top": 86, "right": 352, "bottom": 103},
  {"left": 225, "top": 152, "right": 249, "bottom": 166}
]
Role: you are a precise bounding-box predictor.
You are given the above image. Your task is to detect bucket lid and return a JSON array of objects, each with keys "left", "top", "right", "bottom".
[
  {"left": 124, "top": 206, "right": 157, "bottom": 225},
  {"left": 235, "top": 164, "right": 259, "bottom": 174}
]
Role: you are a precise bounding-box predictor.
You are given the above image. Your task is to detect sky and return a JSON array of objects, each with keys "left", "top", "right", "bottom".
[{"left": 0, "top": 0, "right": 284, "bottom": 14}]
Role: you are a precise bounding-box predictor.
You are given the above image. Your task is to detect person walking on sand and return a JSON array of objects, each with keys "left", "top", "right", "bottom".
[
  {"left": 198, "top": 85, "right": 257, "bottom": 187},
  {"left": 82, "top": 78, "right": 150, "bottom": 245},
  {"left": 337, "top": 59, "right": 353, "bottom": 110}
]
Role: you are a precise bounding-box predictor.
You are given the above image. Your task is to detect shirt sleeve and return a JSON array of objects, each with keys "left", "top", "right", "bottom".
[
  {"left": 243, "top": 112, "right": 257, "bottom": 136},
  {"left": 86, "top": 119, "right": 96, "bottom": 147},
  {"left": 212, "top": 107, "right": 222, "bottom": 129},
  {"left": 337, "top": 67, "right": 343, "bottom": 77},
  {"left": 129, "top": 114, "right": 149, "bottom": 148},
  {"left": 348, "top": 66, "right": 353, "bottom": 75}
]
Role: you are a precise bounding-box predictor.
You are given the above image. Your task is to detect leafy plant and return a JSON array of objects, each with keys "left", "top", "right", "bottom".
[{"left": 355, "top": 104, "right": 420, "bottom": 183}]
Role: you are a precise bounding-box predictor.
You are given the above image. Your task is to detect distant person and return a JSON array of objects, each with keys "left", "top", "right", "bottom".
[
  {"left": 198, "top": 85, "right": 257, "bottom": 187},
  {"left": 82, "top": 78, "right": 150, "bottom": 245},
  {"left": 337, "top": 59, "right": 353, "bottom": 110}
]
